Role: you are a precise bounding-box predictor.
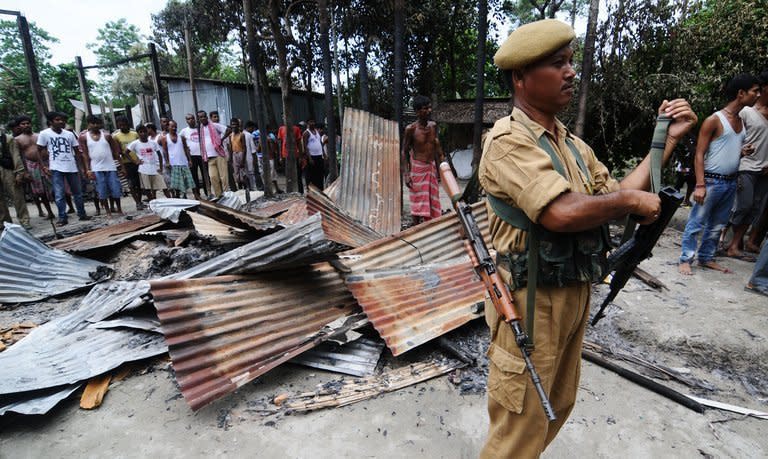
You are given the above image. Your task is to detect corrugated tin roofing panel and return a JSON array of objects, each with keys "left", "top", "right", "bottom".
[
  {"left": 149, "top": 198, "right": 199, "bottom": 223},
  {"left": 164, "top": 213, "right": 336, "bottom": 280},
  {"left": 290, "top": 337, "right": 384, "bottom": 377},
  {"left": 0, "top": 224, "right": 113, "bottom": 304},
  {"left": 341, "top": 201, "right": 490, "bottom": 271},
  {"left": 151, "top": 265, "right": 362, "bottom": 410},
  {"left": 0, "top": 384, "right": 82, "bottom": 416},
  {"left": 247, "top": 196, "right": 306, "bottom": 218},
  {"left": 337, "top": 108, "right": 401, "bottom": 235},
  {"left": 276, "top": 200, "right": 309, "bottom": 225},
  {"left": 187, "top": 212, "right": 251, "bottom": 244},
  {"left": 47, "top": 215, "right": 168, "bottom": 252},
  {"left": 197, "top": 200, "right": 281, "bottom": 233},
  {"left": 306, "top": 187, "right": 383, "bottom": 248},
  {"left": 0, "top": 281, "right": 164, "bottom": 395},
  {"left": 345, "top": 259, "right": 485, "bottom": 356}
]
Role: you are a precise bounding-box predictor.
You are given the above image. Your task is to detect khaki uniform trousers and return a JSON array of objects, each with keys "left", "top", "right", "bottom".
[
  {"left": 0, "top": 167, "right": 30, "bottom": 229},
  {"left": 480, "top": 268, "right": 590, "bottom": 459},
  {"left": 207, "top": 155, "right": 229, "bottom": 198}
]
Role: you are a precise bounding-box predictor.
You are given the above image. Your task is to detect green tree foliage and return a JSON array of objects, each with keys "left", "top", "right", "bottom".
[
  {"left": 86, "top": 18, "right": 151, "bottom": 102},
  {"left": 151, "top": 0, "right": 245, "bottom": 81},
  {"left": 576, "top": 0, "right": 768, "bottom": 173},
  {"left": 0, "top": 19, "right": 55, "bottom": 127}
]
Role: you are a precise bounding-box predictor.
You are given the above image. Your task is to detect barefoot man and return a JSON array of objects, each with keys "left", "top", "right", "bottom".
[
  {"left": 679, "top": 74, "right": 760, "bottom": 275},
  {"left": 14, "top": 115, "right": 55, "bottom": 219},
  {"left": 402, "top": 95, "right": 444, "bottom": 224}
]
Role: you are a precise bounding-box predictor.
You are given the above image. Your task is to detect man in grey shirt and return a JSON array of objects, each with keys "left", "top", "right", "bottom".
[{"left": 727, "top": 71, "right": 768, "bottom": 257}]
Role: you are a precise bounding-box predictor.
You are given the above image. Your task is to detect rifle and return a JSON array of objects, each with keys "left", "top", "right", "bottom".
[
  {"left": 591, "top": 186, "right": 683, "bottom": 325},
  {"left": 438, "top": 162, "right": 556, "bottom": 422}
]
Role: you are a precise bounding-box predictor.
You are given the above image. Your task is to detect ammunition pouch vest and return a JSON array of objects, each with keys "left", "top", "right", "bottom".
[
  {"left": 488, "top": 119, "right": 609, "bottom": 288},
  {"left": 487, "top": 118, "right": 608, "bottom": 346}
]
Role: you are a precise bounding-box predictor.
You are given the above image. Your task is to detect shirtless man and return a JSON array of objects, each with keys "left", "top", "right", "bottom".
[
  {"left": 679, "top": 74, "right": 760, "bottom": 275},
  {"left": 402, "top": 95, "right": 444, "bottom": 224},
  {"left": 13, "top": 116, "right": 55, "bottom": 219}
]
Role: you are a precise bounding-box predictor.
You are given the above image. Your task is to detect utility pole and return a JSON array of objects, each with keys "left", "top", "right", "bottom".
[
  {"left": 16, "top": 14, "right": 47, "bottom": 128},
  {"left": 75, "top": 56, "right": 93, "bottom": 117},
  {"left": 330, "top": 9, "right": 343, "bottom": 129},
  {"left": 184, "top": 18, "right": 199, "bottom": 116},
  {"left": 148, "top": 43, "right": 167, "bottom": 120}
]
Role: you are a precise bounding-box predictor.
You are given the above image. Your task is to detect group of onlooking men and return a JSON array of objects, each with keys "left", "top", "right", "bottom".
[
  {"left": 0, "top": 109, "right": 333, "bottom": 229},
  {"left": 674, "top": 72, "right": 768, "bottom": 297}
]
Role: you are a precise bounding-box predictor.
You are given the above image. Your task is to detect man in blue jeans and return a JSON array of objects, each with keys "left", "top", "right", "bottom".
[
  {"left": 36, "top": 111, "right": 91, "bottom": 226},
  {"left": 679, "top": 74, "right": 760, "bottom": 274}
]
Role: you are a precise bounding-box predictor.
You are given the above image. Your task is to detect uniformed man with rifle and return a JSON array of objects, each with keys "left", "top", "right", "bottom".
[{"left": 476, "top": 19, "right": 697, "bottom": 457}]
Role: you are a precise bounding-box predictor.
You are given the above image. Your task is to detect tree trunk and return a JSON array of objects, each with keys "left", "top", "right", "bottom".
[
  {"left": 574, "top": 0, "right": 599, "bottom": 138},
  {"left": 358, "top": 42, "right": 370, "bottom": 111},
  {"left": 472, "top": 0, "right": 488, "bottom": 166},
  {"left": 269, "top": 0, "right": 299, "bottom": 192},
  {"left": 394, "top": 0, "right": 405, "bottom": 214},
  {"left": 570, "top": 0, "right": 577, "bottom": 28},
  {"left": 319, "top": 0, "right": 338, "bottom": 182},
  {"left": 393, "top": 0, "right": 405, "bottom": 138},
  {"left": 244, "top": 0, "right": 273, "bottom": 197},
  {"left": 255, "top": 52, "right": 278, "bottom": 130},
  {"left": 305, "top": 27, "right": 317, "bottom": 122}
]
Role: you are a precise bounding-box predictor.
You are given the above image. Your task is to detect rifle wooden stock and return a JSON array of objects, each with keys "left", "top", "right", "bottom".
[{"left": 438, "top": 162, "right": 556, "bottom": 421}]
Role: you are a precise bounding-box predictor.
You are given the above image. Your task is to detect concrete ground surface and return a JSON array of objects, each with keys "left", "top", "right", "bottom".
[{"left": 1, "top": 180, "right": 767, "bottom": 458}]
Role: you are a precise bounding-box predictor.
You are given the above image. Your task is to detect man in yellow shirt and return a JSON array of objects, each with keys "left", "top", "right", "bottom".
[{"left": 113, "top": 116, "right": 143, "bottom": 210}]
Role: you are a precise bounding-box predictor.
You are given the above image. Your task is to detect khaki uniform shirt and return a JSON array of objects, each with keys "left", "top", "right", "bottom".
[{"left": 478, "top": 107, "right": 621, "bottom": 255}]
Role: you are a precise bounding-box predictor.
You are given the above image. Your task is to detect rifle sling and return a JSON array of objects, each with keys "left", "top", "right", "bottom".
[
  {"left": 486, "top": 120, "right": 591, "bottom": 348},
  {"left": 620, "top": 116, "right": 672, "bottom": 243}
]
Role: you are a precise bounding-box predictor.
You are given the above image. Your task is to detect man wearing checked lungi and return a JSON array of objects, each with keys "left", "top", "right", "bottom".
[{"left": 402, "top": 95, "right": 444, "bottom": 224}]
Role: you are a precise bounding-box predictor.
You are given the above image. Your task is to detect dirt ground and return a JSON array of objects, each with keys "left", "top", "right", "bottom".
[{"left": 1, "top": 182, "right": 767, "bottom": 458}]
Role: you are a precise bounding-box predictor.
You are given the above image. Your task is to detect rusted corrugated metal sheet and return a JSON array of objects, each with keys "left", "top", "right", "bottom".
[
  {"left": 276, "top": 200, "right": 309, "bottom": 225},
  {"left": 165, "top": 213, "right": 336, "bottom": 279},
  {"left": 151, "top": 265, "right": 363, "bottom": 410},
  {"left": 187, "top": 212, "right": 250, "bottom": 244},
  {"left": 306, "top": 187, "right": 383, "bottom": 248},
  {"left": 0, "top": 224, "right": 113, "bottom": 304},
  {"left": 341, "top": 201, "right": 490, "bottom": 271},
  {"left": 337, "top": 108, "right": 401, "bottom": 235},
  {"left": 345, "top": 259, "right": 485, "bottom": 356},
  {"left": 324, "top": 177, "right": 340, "bottom": 202},
  {"left": 197, "top": 200, "right": 281, "bottom": 233},
  {"left": 247, "top": 196, "right": 305, "bottom": 218},
  {"left": 48, "top": 215, "right": 168, "bottom": 252},
  {"left": 290, "top": 337, "right": 384, "bottom": 377}
]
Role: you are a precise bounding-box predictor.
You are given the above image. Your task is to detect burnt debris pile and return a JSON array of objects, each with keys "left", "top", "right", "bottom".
[{"left": 0, "top": 109, "right": 488, "bottom": 417}]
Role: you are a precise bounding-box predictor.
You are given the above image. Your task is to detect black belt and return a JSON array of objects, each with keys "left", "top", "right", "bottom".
[{"left": 704, "top": 172, "right": 737, "bottom": 181}]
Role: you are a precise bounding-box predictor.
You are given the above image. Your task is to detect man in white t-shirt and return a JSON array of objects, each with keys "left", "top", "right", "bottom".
[
  {"left": 36, "top": 111, "right": 91, "bottom": 226},
  {"left": 128, "top": 124, "right": 167, "bottom": 202},
  {"left": 181, "top": 113, "right": 209, "bottom": 197}
]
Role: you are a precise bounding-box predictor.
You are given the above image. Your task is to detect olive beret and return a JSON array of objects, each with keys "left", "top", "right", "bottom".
[{"left": 494, "top": 19, "right": 575, "bottom": 70}]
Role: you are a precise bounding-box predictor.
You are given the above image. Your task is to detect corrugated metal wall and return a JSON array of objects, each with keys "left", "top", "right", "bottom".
[{"left": 166, "top": 79, "right": 326, "bottom": 127}]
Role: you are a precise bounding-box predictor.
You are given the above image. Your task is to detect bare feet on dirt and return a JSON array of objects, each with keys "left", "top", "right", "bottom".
[
  {"left": 698, "top": 260, "right": 732, "bottom": 273},
  {"left": 678, "top": 262, "right": 692, "bottom": 275}
]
